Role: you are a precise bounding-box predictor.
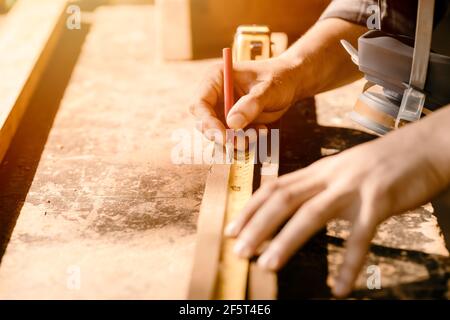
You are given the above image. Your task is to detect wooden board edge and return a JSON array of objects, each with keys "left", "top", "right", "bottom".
[
  {"left": 248, "top": 142, "right": 280, "bottom": 300},
  {"left": 248, "top": 262, "right": 277, "bottom": 300},
  {"left": 0, "top": 0, "right": 69, "bottom": 163},
  {"left": 155, "top": 0, "right": 193, "bottom": 61},
  {"left": 187, "top": 164, "right": 230, "bottom": 299}
]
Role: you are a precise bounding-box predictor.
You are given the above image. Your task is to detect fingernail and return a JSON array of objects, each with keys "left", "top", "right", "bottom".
[
  {"left": 227, "top": 113, "right": 247, "bottom": 129},
  {"left": 257, "top": 253, "right": 280, "bottom": 270},
  {"left": 234, "top": 240, "right": 252, "bottom": 258},
  {"left": 224, "top": 222, "right": 239, "bottom": 237}
]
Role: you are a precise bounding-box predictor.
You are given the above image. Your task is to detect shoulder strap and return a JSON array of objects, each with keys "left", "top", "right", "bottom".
[{"left": 410, "top": 0, "right": 435, "bottom": 90}]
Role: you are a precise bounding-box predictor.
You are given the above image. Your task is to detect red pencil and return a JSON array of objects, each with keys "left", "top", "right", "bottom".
[{"left": 223, "top": 48, "right": 234, "bottom": 120}]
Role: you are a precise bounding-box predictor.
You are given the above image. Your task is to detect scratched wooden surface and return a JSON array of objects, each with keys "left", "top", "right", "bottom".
[
  {"left": 0, "top": 4, "right": 448, "bottom": 299},
  {"left": 0, "top": 5, "right": 209, "bottom": 299}
]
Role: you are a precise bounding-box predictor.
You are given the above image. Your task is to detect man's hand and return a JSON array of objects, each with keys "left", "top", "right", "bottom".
[
  {"left": 190, "top": 56, "right": 300, "bottom": 141},
  {"left": 190, "top": 18, "right": 367, "bottom": 143},
  {"left": 225, "top": 107, "right": 450, "bottom": 298}
]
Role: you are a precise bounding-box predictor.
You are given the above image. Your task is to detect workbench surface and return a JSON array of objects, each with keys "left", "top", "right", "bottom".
[{"left": 0, "top": 4, "right": 448, "bottom": 299}]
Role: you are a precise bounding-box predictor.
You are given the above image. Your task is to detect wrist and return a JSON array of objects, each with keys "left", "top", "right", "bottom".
[
  {"left": 275, "top": 51, "right": 316, "bottom": 101},
  {"left": 423, "top": 107, "right": 450, "bottom": 186}
]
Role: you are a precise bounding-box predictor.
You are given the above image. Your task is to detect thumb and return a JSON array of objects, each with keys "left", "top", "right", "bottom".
[{"left": 226, "top": 82, "right": 271, "bottom": 129}]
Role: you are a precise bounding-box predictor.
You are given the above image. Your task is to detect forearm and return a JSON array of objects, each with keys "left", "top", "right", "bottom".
[
  {"left": 414, "top": 105, "right": 450, "bottom": 186},
  {"left": 279, "top": 18, "right": 368, "bottom": 100}
]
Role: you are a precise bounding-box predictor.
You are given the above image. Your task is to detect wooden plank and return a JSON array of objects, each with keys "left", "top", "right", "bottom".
[
  {"left": 0, "top": 0, "right": 67, "bottom": 164},
  {"left": 248, "top": 263, "right": 277, "bottom": 300},
  {"left": 187, "top": 164, "right": 230, "bottom": 299},
  {"left": 155, "top": 0, "right": 193, "bottom": 61},
  {"left": 248, "top": 137, "right": 279, "bottom": 300},
  {"left": 197, "top": 146, "right": 279, "bottom": 300}
]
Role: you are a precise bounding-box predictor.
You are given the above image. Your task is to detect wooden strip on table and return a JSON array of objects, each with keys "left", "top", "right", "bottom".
[
  {"left": 155, "top": 0, "right": 193, "bottom": 61},
  {"left": 248, "top": 135, "right": 279, "bottom": 300},
  {"left": 248, "top": 263, "right": 277, "bottom": 300},
  {"left": 0, "top": 0, "right": 68, "bottom": 164},
  {"left": 187, "top": 164, "right": 230, "bottom": 299}
]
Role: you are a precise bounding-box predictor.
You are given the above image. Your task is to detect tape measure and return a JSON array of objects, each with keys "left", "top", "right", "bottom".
[
  {"left": 214, "top": 148, "right": 255, "bottom": 299},
  {"left": 214, "top": 25, "right": 272, "bottom": 300}
]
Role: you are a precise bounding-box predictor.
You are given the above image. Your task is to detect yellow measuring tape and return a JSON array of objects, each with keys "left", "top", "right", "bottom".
[{"left": 214, "top": 148, "right": 255, "bottom": 299}]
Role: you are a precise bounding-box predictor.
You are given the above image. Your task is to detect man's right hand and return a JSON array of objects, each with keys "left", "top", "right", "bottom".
[
  {"left": 189, "top": 56, "right": 301, "bottom": 142},
  {"left": 190, "top": 17, "right": 368, "bottom": 144}
]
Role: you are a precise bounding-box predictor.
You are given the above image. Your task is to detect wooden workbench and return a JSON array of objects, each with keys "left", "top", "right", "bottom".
[{"left": 0, "top": 4, "right": 448, "bottom": 299}]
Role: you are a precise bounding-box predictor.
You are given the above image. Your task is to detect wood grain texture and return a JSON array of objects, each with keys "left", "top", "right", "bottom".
[
  {"left": 0, "top": 5, "right": 210, "bottom": 299},
  {"left": 187, "top": 164, "right": 230, "bottom": 299},
  {"left": 0, "top": 0, "right": 67, "bottom": 164},
  {"left": 248, "top": 136, "right": 279, "bottom": 300},
  {"left": 248, "top": 263, "right": 277, "bottom": 300}
]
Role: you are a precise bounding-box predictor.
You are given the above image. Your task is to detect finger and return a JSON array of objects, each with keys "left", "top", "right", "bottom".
[
  {"left": 225, "top": 165, "right": 321, "bottom": 238},
  {"left": 224, "top": 180, "right": 279, "bottom": 238},
  {"left": 256, "top": 189, "right": 344, "bottom": 270},
  {"left": 190, "top": 99, "right": 219, "bottom": 119},
  {"left": 195, "top": 116, "right": 227, "bottom": 145},
  {"left": 232, "top": 179, "right": 325, "bottom": 258},
  {"left": 226, "top": 82, "right": 271, "bottom": 129},
  {"left": 333, "top": 206, "right": 378, "bottom": 298},
  {"left": 190, "top": 64, "right": 223, "bottom": 120}
]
